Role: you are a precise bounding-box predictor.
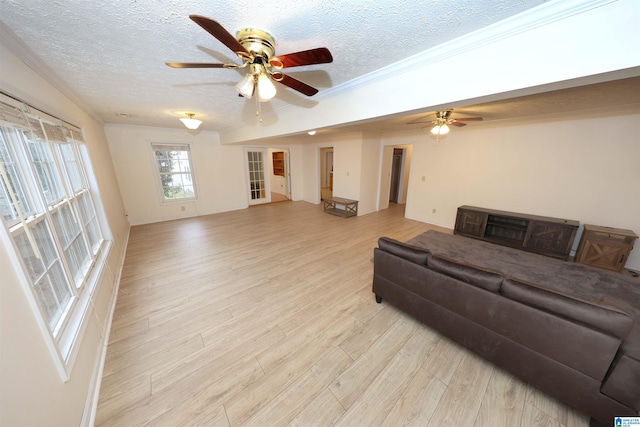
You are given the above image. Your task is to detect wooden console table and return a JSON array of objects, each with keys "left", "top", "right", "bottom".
[
  {"left": 454, "top": 205, "right": 579, "bottom": 260},
  {"left": 323, "top": 197, "right": 358, "bottom": 218}
]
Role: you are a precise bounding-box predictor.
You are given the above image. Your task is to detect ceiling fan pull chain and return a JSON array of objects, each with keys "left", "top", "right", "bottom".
[{"left": 255, "top": 88, "right": 263, "bottom": 123}]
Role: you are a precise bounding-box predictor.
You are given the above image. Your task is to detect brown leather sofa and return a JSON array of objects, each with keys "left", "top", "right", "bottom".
[{"left": 372, "top": 230, "right": 640, "bottom": 425}]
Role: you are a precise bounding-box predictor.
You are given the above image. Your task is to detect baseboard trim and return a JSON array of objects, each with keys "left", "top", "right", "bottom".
[{"left": 80, "top": 226, "right": 130, "bottom": 427}]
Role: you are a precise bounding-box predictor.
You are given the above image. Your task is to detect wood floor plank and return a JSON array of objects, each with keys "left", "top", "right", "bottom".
[
  {"left": 240, "top": 346, "right": 352, "bottom": 427},
  {"left": 525, "top": 383, "right": 571, "bottom": 425},
  {"left": 257, "top": 299, "right": 363, "bottom": 374},
  {"left": 335, "top": 324, "right": 438, "bottom": 426},
  {"left": 381, "top": 366, "right": 447, "bottom": 426},
  {"left": 422, "top": 335, "right": 466, "bottom": 385},
  {"left": 473, "top": 369, "right": 527, "bottom": 427},
  {"left": 522, "top": 401, "right": 565, "bottom": 427},
  {"left": 151, "top": 325, "right": 285, "bottom": 396},
  {"left": 428, "top": 351, "right": 494, "bottom": 425},
  {"left": 338, "top": 303, "right": 403, "bottom": 360},
  {"left": 144, "top": 403, "right": 230, "bottom": 427},
  {"left": 101, "top": 327, "right": 283, "bottom": 426},
  {"left": 288, "top": 388, "right": 346, "bottom": 427},
  {"left": 224, "top": 314, "right": 362, "bottom": 425},
  {"left": 96, "top": 202, "right": 593, "bottom": 426},
  {"left": 94, "top": 372, "right": 150, "bottom": 425},
  {"left": 328, "top": 315, "right": 417, "bottom": 409}
]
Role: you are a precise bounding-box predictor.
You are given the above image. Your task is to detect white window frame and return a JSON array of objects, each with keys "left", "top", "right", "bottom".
[
  {"left": 0, "top": 93, "right": 109, "bottom": 380},
  {"left": 150, "top": 142, "right": 198, "bottom": 204}
]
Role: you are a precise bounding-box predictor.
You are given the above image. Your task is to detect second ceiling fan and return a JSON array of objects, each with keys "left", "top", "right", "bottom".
[
  {"left": 429, "top": 110, "right": 483, "bottom": 136},
  {"left": 167, "top": 15, "right": 333, "bottom": 101}
]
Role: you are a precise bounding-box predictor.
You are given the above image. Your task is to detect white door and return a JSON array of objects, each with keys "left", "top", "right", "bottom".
[{"left": 246, "top": 149, "right": 269, "bottom": 205}]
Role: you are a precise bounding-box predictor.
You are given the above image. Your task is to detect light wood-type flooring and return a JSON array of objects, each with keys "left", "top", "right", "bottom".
[{"left": 96, "top": 202, "right": 590, "bottom": 426}]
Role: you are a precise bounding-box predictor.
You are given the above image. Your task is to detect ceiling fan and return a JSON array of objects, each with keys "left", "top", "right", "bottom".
[
  {"left": 414, "top": 109, "right": 483, "bottom": 140},
  {"left": 166, "top": 15, "right": 333, "bottom": 103}
]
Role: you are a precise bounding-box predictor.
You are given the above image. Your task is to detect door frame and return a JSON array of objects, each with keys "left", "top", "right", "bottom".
[
  {"left": 244, "top": 148, "right": 270, "bottom": 205},
  {"left": 268, "top": 147, "right": 292, "bottom": 200},
  {"left": 379, "top": 143, "right": 412, "bottom": 210}
]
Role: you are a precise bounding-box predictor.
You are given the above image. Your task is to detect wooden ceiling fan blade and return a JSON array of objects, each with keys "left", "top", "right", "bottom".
[
  {"left": 270, "top": 47, "right": 333, "bottom": 68},
  {"left": 454, "top": 117, "right": 483, "bottom": 121},
  {"left": 166, "top": 62, "right": 227, "bottom": 68},
  {"left": 189, "top": 15, "right": 250, "bottom": 56},
  {"left": 449, "top": 121, "right": 467, "bottom": 127},
  {"left": 276, "top": 74, "right": 319, "bottom": 96}
]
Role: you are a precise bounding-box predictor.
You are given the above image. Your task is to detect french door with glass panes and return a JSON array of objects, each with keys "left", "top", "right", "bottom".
[{"left": 246, "top": 149, "right": 269, "bottom": 205}]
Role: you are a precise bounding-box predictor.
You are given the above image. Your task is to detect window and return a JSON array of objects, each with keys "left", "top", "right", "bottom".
[
  {"left": 151, "top": 143, "right": 196, "bottom": 202},
  {"left": 0, "top": 94, "right": 106, "bottom": 378}
]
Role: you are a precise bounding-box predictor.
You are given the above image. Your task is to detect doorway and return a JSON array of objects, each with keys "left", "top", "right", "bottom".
[
  {"left": 379, "top": 144, "right": 412, "bottom": 211},
  {"left": 320, "top": 147, "right": 333, "bottom": 200},
  {"left": 269, "top": 148, "right": 291, "bottom": 203},
  {"left": 389, "top": 148, "right": 403, "bottom": 203}
]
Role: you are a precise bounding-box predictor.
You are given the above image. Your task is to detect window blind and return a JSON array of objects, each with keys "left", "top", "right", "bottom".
[{"left": 151, "top": 143, "right": 191, "bottom": 152}]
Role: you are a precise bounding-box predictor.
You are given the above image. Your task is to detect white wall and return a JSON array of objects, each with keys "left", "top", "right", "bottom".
[
  {"left": 360, "top": 134, "right": 382, "bottom": 215},
  {"left": 393, "top": 110, "right": 640, "bottom": 270},
  {"left": 332, "top": 133, "right": 363, "bottom": 202},
  {"left": 379, "top": 146, "right": 394, "bottom": 210},
  {"left": 105, "top": 125, "right": 248, "bottom": 225},
  {"left": 287, "top": 144, "right": 304, "bottom": 201},
  {"left": 219, "top": 0, "right": 640, "bottom": 144},
  {"left": 1, "top": 38, "right": 129, "bottom": 426},
  {"left": 398, "top": 145, "right": 413, "bottom": 204},
  {"left": 301, "top": 142, "right": 320, "bottom": 203}
]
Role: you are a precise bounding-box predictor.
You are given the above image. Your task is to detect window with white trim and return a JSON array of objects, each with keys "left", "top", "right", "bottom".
[
  {"left": 0, "top": 94, "right": 106, "bottom": 377},
  {"left": 151, "top": 143, "right": 197, "bottom": 202}
]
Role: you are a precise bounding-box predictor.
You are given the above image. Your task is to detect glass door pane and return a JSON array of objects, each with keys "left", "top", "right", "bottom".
[{"left": 246, "top": 150, "right": 268, "bottom": 205}]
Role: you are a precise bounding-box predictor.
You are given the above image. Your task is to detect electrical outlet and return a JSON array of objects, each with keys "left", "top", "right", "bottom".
[
  {"left": 432, "top": 208, "right": 436, "bottom": 214},
  {"left": 422, "top": 176, "right": 426, "bottom": 182},
  {"left": 347, "top": 171, "right": 350, "bottom": 176},
  {"left": 181, "top": 206, "right": 185, "bottom": 212}
]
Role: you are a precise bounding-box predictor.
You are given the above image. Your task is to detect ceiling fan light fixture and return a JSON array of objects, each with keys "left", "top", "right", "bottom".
[
  {"left": 257, "top": 72, "right": 276, "bottom": 102},
  {"left": 235, "top": 73, "right": 255, "bottom": 99},
  {"left": 180, "top": 113, "right": 202, "bottom": 130},
  {"left": 431, "top": 123, "right": 449, "bottom": 135}
]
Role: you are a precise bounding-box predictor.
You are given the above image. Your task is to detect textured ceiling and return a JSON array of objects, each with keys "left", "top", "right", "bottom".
[{"left": 0, "top": 0, "right": 552, "bottom": 132}]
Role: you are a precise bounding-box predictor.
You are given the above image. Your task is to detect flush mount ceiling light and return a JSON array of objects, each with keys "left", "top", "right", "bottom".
[
  {"left": 307, "top": 130, "right": 317, "bottom": 136},
  {"left": 180, "top": 113, "right": 202, "bottom": 130}
]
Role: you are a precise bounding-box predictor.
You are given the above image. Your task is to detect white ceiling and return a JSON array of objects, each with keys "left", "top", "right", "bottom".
[
  {"left": 1, "top": 0, "right": 559, "bottom": 133},
  {"left": 3, "top": 0, "right": 640, "bottom": 141}
]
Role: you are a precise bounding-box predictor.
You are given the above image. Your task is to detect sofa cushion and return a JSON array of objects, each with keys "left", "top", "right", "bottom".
[
  {"left": 374, "top": 254, "right": 623, "bottom": 381},
  {"left": 378, "top": 237, "right": 429, "bottom": 265},
  {"left": 501, "top": 278, "right": 633, "bottom": 340},
  {"left": 427, "top": 254, "right": 504, "bottom": 292},
  {"left": 408, "top": 230, "right": 640, "bottom": 359}
]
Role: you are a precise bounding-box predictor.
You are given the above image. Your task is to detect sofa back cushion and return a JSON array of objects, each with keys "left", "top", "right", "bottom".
[
  {"left": 378, "top": 237, "right": 430, "bottom": 265},
  {"left": 427, "top": 254, "right": 504, "bottom": 292},
  {"left": 501, "top": 278, "right": 633, "bottom": 340}
]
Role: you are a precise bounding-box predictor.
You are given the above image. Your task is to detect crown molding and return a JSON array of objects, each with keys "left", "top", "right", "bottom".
[{"left": 311, "top": 0, "right": 616, "bottom": 102}]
